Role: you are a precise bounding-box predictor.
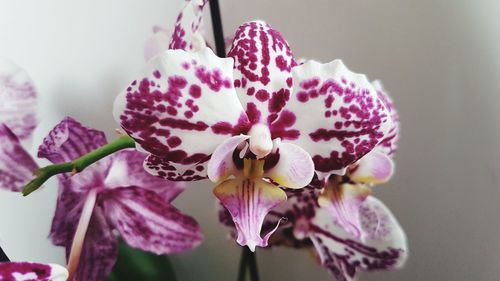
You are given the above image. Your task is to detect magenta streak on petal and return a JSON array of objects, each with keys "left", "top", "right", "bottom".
[
  {"left": 310, "top": 224, "right": 403, "bottom": 269},
  {"left": 0, "top": 262, "right": 67, "bottom": 281},
  {"left": 38, "top": 117, "right": 107, "bottom": 164},
  {"left": 0, "top": 123, "right": 38, "bottom": 192},
  {"left": 0, "top": 57, "right": 38, "bottom": 141},
  {"left": 102, "top": 187, "right": 203, "bottom": 254},
  {"left": 214, "top": 177, "right": 287, "bottom": 251}
]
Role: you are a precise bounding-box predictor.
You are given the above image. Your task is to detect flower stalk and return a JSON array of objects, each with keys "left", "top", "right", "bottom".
[
  {"left": 0, "top": 246, "right": 9, "bottom": 262},
  {"left": 22, "top": 135, "right": 135, "bottom": 196},
  {"left": 237, "top": 247, "right": 260, "bottom": 281}
]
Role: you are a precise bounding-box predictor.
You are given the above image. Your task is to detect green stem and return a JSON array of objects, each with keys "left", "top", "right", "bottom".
[{"left": 22, "top": 135, "right": 136, "bottom": 196}]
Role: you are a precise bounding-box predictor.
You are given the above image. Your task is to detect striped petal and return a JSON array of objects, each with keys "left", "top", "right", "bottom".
[
  {"left": 228, "top": 21, "right": 296, "bottom": 125},
  {"left": 114, "top": 47, "right": 248, "bottom": 180},
  {"left": 168, "top": 0, "right": 208, "bottom": 51},
  {"left": 72, "top": 207, "right": 117, "bottom": 281},
  {"left": 0, "top": 57, "right": 37, "bottom": 140},
  {"left": 284, "top": 60, "right": 393, "bottom": 176},
  {"left": 38, "top": 117, "right": 107, "bottom": 164},
  {"left": 264, "top": 141, "right": 315, "bottom": 189},
  {"left": 310, "top": 196, "right": 407, "bottom": 281},
  {"left": 213, "top": 177, "right": 286, "bottom": 251},
  {"left": 0, "top": 123, "right": 38, "bottom": 192},
  {"left": 102, "top": 186, "right": 203, "bottom": 254},
  {"left": 349, "top": 150, "right": 394, "bottom": 185},
  {"left": 373, "top": 80, "right": 399, "bottom": 157},
  {"left": 0, "top": 262, "right": 68, "bottom": 281},
  {"left": 105, "top": 150, "right": 185, "bottom": 202}
]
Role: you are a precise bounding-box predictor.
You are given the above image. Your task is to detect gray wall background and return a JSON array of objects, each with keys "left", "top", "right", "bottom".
[{"left": 0, "top": 0, "right": 499, "bottom": 280}]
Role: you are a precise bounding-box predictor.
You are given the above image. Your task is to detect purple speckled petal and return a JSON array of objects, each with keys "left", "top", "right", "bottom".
[
  {"left": 0, "top": 262, "right": 68, "bottom": 281},
  {"left": 168, "top": 0, "right": 208, "bottom": 51},
  {"left": 228, "top": 21, "right": 297, "bottom": 126},
  {"left": 38, "top": 117, "right": 107, "bottom": 164},
  {"left": 114, "top": 47, "right": 248, "bottom": 180},
  {"left": 144, "top": 155, "right": 209, "bottom": 181},
  {"left": 310, "top": 196, "right": 407, "bottom": 281},
  {"left": 72, "top": 207, "right": 118, "bottom": 281},
  {"left": 207, "top": 134, "right": 249, "bottom": 183},
  {"left": 214, "top": 177, "right": 287, "bottom": 251},
  {"left": 0, "top": 123, "right": 38, "bottom": 192},
  {"left": 102, "top": 186, "right": 203, "bottom": 254},
  {"left": 264, "top": 142, "right": 314, "bottom": 189},
  {"left": 0, "top": 57, "right": 38, "bottom": 140},
  {"left": 372, "top": 80, "right": 400, "bottom": 157},
  {"left": 104, "top": 149, "right": 185, "bottom": 202},
  {"left": 349, "top": 151, "right": 394, "bottom": 185},
  {"left": 284, "top": 60, "right": 393, "bottom": 176}
]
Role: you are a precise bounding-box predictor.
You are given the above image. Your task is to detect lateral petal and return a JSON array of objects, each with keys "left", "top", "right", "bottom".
[{"left": 283, "top": 60, "right": 393, "bottom": 176}]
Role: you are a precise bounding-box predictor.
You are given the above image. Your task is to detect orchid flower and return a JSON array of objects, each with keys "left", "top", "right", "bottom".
[
  {"left": 0, "top": 261, "right": 68, "bottom": 281},
  {"left": 33, "top": 117, "right": 202, "bottom": 281},
  {"left": 114, "top": 16, "right": 393, "bottom": 251},
  {"left": 0, "top": 57, "right": 38, "bottom": 192},
  {"left": 221, "top": 82, "right": 407, "bottom": 280}
]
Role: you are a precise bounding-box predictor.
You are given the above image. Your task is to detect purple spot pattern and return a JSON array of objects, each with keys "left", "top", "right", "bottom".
[
  {"left": 283, "top": 61, "right": 393, "bottom": 173},
  {"left": 0, "top": 262, "right": 61, "bottom": 281},
  {"left": 40, "top": 118, "right": 202, "bottom": 281},
  {"left": 228, "top": 21, "right": 297, "bottom": 125},
  {"left": 120, "top": 20, "right": 395, "bottom": 184},
  {"left": 115, "top": 49, "right": 247, "bottom": 181},
  {"left": 0, "top": 124, "right": 38, "bottom": 192},
  {"left": 0, "top": 57, "right": 38, "bottom": 140},
  {"left": 169, "top": 0, "right": 208, "bottom": 51},
  {"left": 373, "top": 81, "right": 399, "bottom": 157}
]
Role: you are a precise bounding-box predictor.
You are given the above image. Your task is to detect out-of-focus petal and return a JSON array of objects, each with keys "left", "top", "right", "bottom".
[
  {"left": 144, "top": 26, "right": 171, "bottom": 61},
  {"left": 310, "top": 196, "right": 407, "bottom": 281},
  {"left": 0, "top": 57, "right": 37, "bottom": 140},
  {"left": 372, "top": 80, "right": 400, "bottom": 157},
  {"left": 114, "top": 47, "right": 248, "bottom": 179},
  {"left": 214, "top": 177, "right": 286, "bottom": 251},
  {"left": 104, "top": 149, "right": 185, "bottom": 202},
  {"left": 0, "top": 262, "right": 68, "bottom": 281},
  {"left": 49, "top": 187, "right": 83, "bottom": 248},
  {"left": 283, "top": 60, "right": 393, "bottom": 176},
  {"left": 72, "top": 207, "right": 118, "bottom": 281},
  {"left": 102, "top": 186, "right": 203, "bottom": 254},
  {"left": 228, "top": 21, "right": 297, "bottom": 126},
  {"left": 38, "top": 117, "right": 107, "bottom": 164},
  {"left": 264, "top": 142, "right": 314, "bottom": 189},
  {"left": 317, "top": 183, "right": 371, "bottom": 238},
  {"left": 0, "top": 123, "right": 38, "bottom": 192},
  {"left": 207, "top": 134, "right": 249, "bottom": 183},
  {"left": 349, "top": 150, "right": 394, "bottom": 184},
  {"left": 169, "top": 0, "right": 208, "bottom": 51}
]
